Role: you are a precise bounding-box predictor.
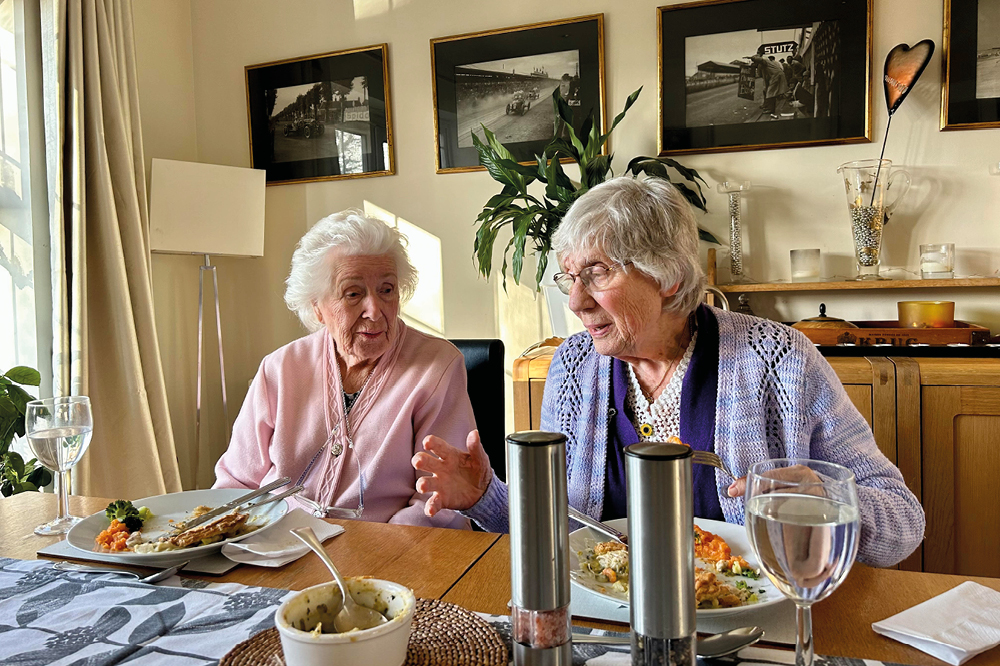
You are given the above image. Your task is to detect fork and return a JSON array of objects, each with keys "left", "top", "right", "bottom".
[{"left": 690, "top": 450, "right": 739, "bottom": 480}]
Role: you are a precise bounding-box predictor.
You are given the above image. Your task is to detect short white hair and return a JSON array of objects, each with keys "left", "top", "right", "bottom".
[
  {"left": 284, "top": 209, "right": 418, "bottom": 332},
  {"left": 551, "top": 177, "right": 706, "bottom": 316}
]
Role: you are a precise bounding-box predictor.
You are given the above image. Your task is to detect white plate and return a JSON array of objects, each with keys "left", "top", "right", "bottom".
[
  {"left": 569, "top": 517, "right": 782, "bottom": 618},
  {"left": 66, "top": 488, "right": 289, "bottom": 566}
]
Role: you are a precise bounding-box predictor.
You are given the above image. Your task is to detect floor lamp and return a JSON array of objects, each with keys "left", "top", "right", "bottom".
[{"left": 149, "top": 159, "right": 266, "bottom": 475}]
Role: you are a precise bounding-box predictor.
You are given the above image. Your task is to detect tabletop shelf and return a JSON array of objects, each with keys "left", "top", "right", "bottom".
[{"left": 713, "top": 277, "right": 1000, "bottom": 293}]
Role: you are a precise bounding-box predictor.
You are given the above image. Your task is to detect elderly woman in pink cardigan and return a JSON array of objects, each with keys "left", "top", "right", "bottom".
[{"left": 214, "top": 210, "right": 475, "bottom": 528}]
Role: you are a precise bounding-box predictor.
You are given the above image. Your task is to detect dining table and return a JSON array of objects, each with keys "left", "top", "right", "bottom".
[{"left": 2, "top": 491, "right": 999, "bottom": 666}]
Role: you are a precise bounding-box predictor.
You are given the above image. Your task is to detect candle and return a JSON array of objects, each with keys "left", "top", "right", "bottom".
[{"left": 919, "top": 243, "right": 954, "bottom": 278}]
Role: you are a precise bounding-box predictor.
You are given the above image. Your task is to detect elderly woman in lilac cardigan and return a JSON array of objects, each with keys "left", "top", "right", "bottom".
[
  {"left": 215, "top": 210, "right": 474, "bottom": 528},
  {"left": 414, "top": 177, "right": 924, "bottom": 567}
]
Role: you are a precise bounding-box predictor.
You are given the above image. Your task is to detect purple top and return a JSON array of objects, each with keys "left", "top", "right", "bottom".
[{"left": 602, "top": 304, "right": 724, "bottom": 521}]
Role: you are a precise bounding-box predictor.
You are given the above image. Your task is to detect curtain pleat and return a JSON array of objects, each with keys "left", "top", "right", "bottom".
[{"left": 42, "top": 0, "right": 182, "bottom": 498}]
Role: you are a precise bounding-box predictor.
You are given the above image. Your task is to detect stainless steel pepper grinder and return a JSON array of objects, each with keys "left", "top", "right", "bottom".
[
  {"left": 625, "top": 441, "right": 695, "bottom": 666},
  {"left": 508, "top": 431, "right": 572, "bottom": 666}
]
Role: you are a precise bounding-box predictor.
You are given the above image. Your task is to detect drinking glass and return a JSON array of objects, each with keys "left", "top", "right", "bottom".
[
  {"left": 745, "top": 459, "right": 860, "bottom": 666},
  {"left": 26, "top": 396, "right": 94, "bottom": 535}
]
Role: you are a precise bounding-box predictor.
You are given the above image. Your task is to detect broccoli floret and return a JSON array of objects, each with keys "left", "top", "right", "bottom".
[
  {"left": 136, "top": 506, "right": 153, "bottom": 522},
  {"left": 105, "top": 500, "right": 143, "bottom": 531},
  {"left": 122, "top": 515, "right": 143, "bottom": 532}
]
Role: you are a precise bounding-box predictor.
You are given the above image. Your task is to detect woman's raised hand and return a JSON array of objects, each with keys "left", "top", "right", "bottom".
[{"left": 413, "top": 430, "right": 493, "bottom": 517}]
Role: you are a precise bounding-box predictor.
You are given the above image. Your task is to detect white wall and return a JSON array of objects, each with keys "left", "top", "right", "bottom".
[{"left": 134, "top": 0, "right": 1000, "bottom": 489}]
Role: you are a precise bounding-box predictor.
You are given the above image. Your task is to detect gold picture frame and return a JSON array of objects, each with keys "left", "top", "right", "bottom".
[
  {"left": 940, "top": 0, "right": 1000, "bottom": 131},
  {"left": 245, "top": 44, "right": 394, "bottom": 185},
  {"left": 657, "top": 0, "right": 872, "bottom": 156},
  {"left": 430, "top": 14, "right": 606, "bottom": 174}
]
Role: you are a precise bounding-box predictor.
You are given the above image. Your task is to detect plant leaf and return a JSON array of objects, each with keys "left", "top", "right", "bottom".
[
  {"left": 510, "top": 209, "right": 535, "bottom": 285},
  {"left": 7, "top": 385, "right": 33, "bottom": 415},
  {"left": 598, "top": 87, "right": 642, "bottom": 150},
  {"left": 5, "top": 367, "right": 40, "bottom": 386},
  {"left": 672, "top": 181, "right": 709, "bottom": 213},
  {"left": 27, "top": 465, "right": 52, "bottom": 488}
]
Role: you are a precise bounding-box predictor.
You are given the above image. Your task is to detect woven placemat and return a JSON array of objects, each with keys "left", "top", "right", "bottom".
[{"left": 221, "top": 598, "right": 508, "bottom": 666}]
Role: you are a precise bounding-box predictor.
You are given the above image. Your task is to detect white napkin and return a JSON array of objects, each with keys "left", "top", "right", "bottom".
[
  {"left": 872, "top": 581, "right": 1000, "bottom": 665},
  {"left": 221, "top": 509, "right": 344, "bottom": 567}
]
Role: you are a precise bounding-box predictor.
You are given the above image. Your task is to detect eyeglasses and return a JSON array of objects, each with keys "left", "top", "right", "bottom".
[
  {"left": 295, "top": 437, "right": 365, "bottom": 519},
  {"left": 552, "top": 262, "right": 630, "bottom": 295}
]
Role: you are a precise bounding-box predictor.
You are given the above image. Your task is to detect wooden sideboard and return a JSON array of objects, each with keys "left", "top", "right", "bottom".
[{"left": 512, "top": 346, "right": 1000, "bottom": 578}]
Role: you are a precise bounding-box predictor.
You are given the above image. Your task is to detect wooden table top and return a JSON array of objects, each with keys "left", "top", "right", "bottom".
[
  {"left": 443, "top": 535, "right": 1000, "bottom": 666},
  {"left": 0, "top": 493, "right": 500, "bottom": 599},
  {"left": 4, "top": 493, "right": 1000, "bottom": 665}
]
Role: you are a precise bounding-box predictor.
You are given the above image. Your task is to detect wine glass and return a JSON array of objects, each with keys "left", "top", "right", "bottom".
[
  {"left": 744, "top": 458, "right": 860, "bottom": 666},
  {"left": 25, "top": 396, "right": 94, "bottom": 535}
]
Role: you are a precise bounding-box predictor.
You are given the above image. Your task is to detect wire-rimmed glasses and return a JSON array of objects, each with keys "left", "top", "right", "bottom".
[
  {"left": 552, "top": 262, "right": 629, "bottom": 295},
  {"left": 744, "top": 458, "right": 860, "bottom": 666},
  {"left": 295, "top": 438, "right": 365, "bottom": 519},
  {"left": 25, "top": 396, "right": 93, "bottom": 535}
]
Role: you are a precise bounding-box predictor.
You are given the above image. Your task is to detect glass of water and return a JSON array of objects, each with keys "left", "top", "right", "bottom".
[
  {"left": 745, "top": 459, "right": 860, "bottom": 666},
  {"left": 26, "top": 396, "right": 94, "bottom": 535}
]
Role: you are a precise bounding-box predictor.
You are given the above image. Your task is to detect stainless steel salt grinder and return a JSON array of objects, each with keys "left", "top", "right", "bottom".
[
  {"left": 625, "top": 441, "right": 695, "bottom": 666},
  {"left": 508, "top": 431, "right": 572, "bottom": 666}
]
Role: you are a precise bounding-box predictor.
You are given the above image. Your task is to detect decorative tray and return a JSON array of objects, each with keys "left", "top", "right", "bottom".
[{"left": 796, "top": 321, "right": 990, "bottom": 346}]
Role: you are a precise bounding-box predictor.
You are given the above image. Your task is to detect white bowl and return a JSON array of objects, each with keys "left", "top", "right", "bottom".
[{"left": 275, "top": 578, "right": 415, "bottom": 666}]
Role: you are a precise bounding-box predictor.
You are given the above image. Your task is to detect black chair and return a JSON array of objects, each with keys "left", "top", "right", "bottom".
[{"left": 449, "top": 339, "right": 506, "bottom": 481}]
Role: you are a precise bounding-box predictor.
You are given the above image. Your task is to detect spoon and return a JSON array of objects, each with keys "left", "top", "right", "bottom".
[
  {"left": 290, "top": 526, "right": 387, "bottom": 632},
  {"left": 572, "top": 625, "right": 764, "bottom": 657}
]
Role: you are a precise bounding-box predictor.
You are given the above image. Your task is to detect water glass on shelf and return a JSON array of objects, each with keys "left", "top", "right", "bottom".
[
  {"left": 745, "top": 458, "right": 860, "bottom": 666},
  {"left": 26, "top": 396, "right": 93, "bottom": 535}
]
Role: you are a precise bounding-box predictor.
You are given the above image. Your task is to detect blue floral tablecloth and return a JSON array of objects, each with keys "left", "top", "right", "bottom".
[{"left": 0, "top": 558, "right": 291, "bottom": 665}]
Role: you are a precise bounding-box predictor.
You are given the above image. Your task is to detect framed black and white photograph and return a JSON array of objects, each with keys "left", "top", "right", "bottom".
[
  {"left": 431, "top": 15, "right": 605, "bottom": 173},
  {"left": 941, "top": 0, "right": 1000, "bottom": 131},
  {"left": 246, "top": 44, "right": 393, "bottom": 185},
  {"left": 658, "top": 0, "right": 872, "bottom": 155}
]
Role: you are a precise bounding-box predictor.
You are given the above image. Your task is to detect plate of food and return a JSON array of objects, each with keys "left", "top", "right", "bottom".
[
  {"left": 66, "top": 488, "right": 289, "bottom": 565},
  {"left": 570, "top": 517, "right": 781, "bottom": 618}
]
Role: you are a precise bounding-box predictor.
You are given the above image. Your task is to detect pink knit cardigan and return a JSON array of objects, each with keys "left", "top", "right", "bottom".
[{"left": 214, "top": 322, "right": 474, "bottom": 528}]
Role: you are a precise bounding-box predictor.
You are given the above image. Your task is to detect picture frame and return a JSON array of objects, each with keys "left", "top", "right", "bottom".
[
  {"left": 657, "top": 0, "right": 872, "bottom": 155},
  {"left": 245, "top": 44, "right": 394, "bottom": 185},
  {"left": 941, "top": 0, "right": 1000, "bottom": 131},
  {"left": 431, "top": 14, "right": 606, "bottom": 174}
]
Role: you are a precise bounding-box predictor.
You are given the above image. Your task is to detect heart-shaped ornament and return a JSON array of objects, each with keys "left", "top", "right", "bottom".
[{"left": 884, "top": 39, "right": 935, "bottom": 115}]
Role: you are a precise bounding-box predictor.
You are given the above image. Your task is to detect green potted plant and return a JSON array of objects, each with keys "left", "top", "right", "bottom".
[
  {"left": 0, "top": 366, "right": 52, "bottom": 496},
  {"left": 472, "top": 86, "right": 720, "bottom": 293}
]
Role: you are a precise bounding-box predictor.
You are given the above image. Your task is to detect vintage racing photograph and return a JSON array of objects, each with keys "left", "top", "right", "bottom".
[
  {"left": 454, "top": 50, "right": 580, "bottom": 148},
  {"left": 683, "top": 23, "right": 840, "bottom": 128}
]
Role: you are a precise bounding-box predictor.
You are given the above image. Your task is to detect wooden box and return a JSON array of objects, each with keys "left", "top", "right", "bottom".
[{"left": 795, "top": 321, "right": 991, "bottom": 346}]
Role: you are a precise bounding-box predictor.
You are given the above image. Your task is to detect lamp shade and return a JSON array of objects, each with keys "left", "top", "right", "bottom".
[{"left": 150, "top": 159, "right": 266, "bottom": 257}]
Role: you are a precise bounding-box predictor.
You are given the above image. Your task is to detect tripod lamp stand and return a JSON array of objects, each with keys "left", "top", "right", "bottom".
[{"left": 149, "top": 158, "right": 266, "bottom": 463}]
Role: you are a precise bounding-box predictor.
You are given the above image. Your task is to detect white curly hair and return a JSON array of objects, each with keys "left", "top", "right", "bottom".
[{"left": 284, "top": 209, "right": 418, "bottom": 332}]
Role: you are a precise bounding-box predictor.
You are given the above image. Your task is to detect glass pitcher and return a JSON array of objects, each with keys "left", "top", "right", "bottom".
[{"left": 837, "top": 159, "right": 910, "bottom": 280}]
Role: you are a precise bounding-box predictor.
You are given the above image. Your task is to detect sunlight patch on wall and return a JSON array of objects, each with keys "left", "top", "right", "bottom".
[
  {"left": 364, "top": 200, "right": 444, "bottom": 335},
  {"left": 353, "top": 0, "right": 411, "bottom": 21}
]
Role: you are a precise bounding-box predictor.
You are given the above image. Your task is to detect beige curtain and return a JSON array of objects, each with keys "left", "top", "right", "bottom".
[{"left": 41, "top": 0, "right": 181, "bottom": 498}]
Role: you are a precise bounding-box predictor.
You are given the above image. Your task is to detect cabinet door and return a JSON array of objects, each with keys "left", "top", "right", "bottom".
[
  {"left": 828, "top": 357, "right": 897, "bottom": 464},
  {"left": 922, "top": 385, "right": 1000, "bottom": 577}
]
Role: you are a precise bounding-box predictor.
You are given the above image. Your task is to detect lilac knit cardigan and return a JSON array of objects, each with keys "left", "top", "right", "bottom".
[{"left": 466, "top": 308, "right": 925, "bottom": 568}]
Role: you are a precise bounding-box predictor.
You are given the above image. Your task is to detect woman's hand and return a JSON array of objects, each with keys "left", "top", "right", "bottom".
[
  {"left": 727, "top": 464, "right": 825, "bottom": 498},
  {"left": 412, "top": 430, "right": 493, "bottom": 517}
]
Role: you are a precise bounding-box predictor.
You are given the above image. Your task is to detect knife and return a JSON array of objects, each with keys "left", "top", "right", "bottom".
[
  {"left": 169, "top": 477, "right": 291, "bottom": 535},
  {"left": 568, "top": 506, "right": 628, "bottom": 545}
]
